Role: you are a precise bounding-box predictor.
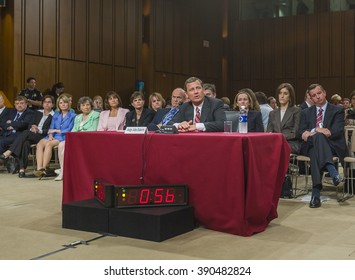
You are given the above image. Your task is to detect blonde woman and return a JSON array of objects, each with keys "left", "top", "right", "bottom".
[{"left": 148, "top": 92, "right": 165, "bottom": 111}]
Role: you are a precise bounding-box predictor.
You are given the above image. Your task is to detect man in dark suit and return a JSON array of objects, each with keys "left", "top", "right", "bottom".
[
  {"left": 1, "top": 95, "right": 54, "bottom": 177},
  {"left": 299, "top": 84, "right": 347, "bottom": 208},
  {"left": 0, "top": 96, "right": 34, "bottom": 160},
  {"left": 0, "top": 94, "right": 10, "bottom": 136},
  {"left": 147, "top": 88, "right": 186, "bottom": 131},
  {"left": 299, "top": 92, "right": 314, "bottom": 110},
  {"left": 170, "top": 77, "right": 226, "bottom": 132}
]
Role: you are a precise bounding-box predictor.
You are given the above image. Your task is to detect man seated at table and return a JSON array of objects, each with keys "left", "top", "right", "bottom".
[
  {"left": 147, "top": 88, "right": 186, "bottom": 131},
  {"left": 299, "top": 84, "right": 347, "bottom": 208},
  {"left": 170, "top": 77, "right": 226, "bottom": 132}
]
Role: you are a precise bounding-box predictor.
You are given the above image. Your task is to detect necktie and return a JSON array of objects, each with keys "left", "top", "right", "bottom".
[
  {"left": 14, "top": 113, "right": 20, "bottom": 121},
  {"left": 162, "top": 108, "right": 178, "bottom": 125},
  {"left": 194, "top": 107, "right": 200, "bottom": 124},
  {"left": 316, "top": 108, "right": 323, "bottom": 128}
]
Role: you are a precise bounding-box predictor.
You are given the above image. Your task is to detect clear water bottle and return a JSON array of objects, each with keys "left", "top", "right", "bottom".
[{"left": 239, "top": 106, "right": 248, "bottom": 133}]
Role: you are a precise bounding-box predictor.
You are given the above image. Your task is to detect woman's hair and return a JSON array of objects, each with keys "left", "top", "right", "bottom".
[
  {"left": 42, "top": 95, "right": 54, "bottom": 105},
  {"left": 104, "top": 91, "right": 122, "bottom": 110},
  {"left": 77, "top": 96, "right": 94, "bottom": 111},
  {"left": 233, "top": 91, "right": 253, "bottom": 111},
  {"left": 148, "top": 92, "right": 165, "bottom": 109},
  {"left": 130, "top": 91, "right": 145, "bottom": 103},
  {"left": 93, "top": 95, "right": 103, "bottom": 107},
  {"left": 275, "top": 83, "right": 296, "bottom": 107},
  {"left": 56, "top": 94, "right": 71, "bottom": 112},
  {"left": 237, "top": 88, "right": 260, "bottom": 111}
]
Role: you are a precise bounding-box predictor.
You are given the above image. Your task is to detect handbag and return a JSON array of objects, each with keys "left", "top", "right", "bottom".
[
  {"left": 280, "top": 174, "right": 293, "bottom": 199},
  {"left": 6, "top": 157, "right": 20, "bottom": 174}
]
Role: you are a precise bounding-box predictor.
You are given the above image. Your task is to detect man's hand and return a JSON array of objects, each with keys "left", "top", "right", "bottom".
[
  {"left": 302, "top": 130, "right": 315, "bottom": 142},
  {"left": 178, "top": 120, "right": 198, "bottom": 132},
  {"left": 315, "top": 127, "right": 331, "bottom": 137}
]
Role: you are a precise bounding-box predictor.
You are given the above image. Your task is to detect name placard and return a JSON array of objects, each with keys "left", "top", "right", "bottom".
[{"left": 124, "top": 127, "right": 147, "bottom": 134}]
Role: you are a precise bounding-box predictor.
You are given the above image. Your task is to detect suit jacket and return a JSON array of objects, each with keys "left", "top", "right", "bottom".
[
  {"left": 147, "top": 108, "right": 172, "bottom": 131},
  {"left": 125, "top": 108, "right": 155, "bottom": 128},
  {"left": 72, "top": 110, "right": 100, "bottom": 132},
  {"left": 97, "top": 108, "right": 129, "bottom": 131},
  {"left": 30, "top": 110, "right": 53, "bottom": 136},
  {"left": 267, "top": 106, "right": 301, "bottom": 154},
  {"left": 170, "top": 96, "right": 226, "bottom": 132},
  {"left": 247, "top": 110, "right": 264, "bottom": 132},
  {"left": 298, "top": 103, "right": 347, "bottom": 162},
  {"left": 0, "top": 108, "right": 34, "bottom": 137},
  {"left": 0, "top": 107, "right": 10, "bottom": 136},
  {"left": 45, "top": 111, "right": 77, "bottom": 142}
]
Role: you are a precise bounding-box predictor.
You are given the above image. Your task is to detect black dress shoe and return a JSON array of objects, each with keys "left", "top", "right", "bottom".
[
  {"left": 333, "top": 175, "right": 344, "bottom": 186},
  {"left": 18, "top": 171, "right": 26, "bottom": 178},
  {"left": 0, "top": 154, "right": 6, "bottom": 161},
  {"left": 309, "top": 196, "right": 321, "bottom": 208}
]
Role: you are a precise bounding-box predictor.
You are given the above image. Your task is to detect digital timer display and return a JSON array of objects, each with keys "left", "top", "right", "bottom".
[
  {"left": 115, "top": 185, "right": 188, "bottom": 208},
  {"left": 94, "top": 179, "right": 115, "bottom": 207}
]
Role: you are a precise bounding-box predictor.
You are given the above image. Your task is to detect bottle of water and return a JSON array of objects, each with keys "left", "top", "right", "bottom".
[{"left": 239, "top": 106, "right": 248, "bottom": 133}]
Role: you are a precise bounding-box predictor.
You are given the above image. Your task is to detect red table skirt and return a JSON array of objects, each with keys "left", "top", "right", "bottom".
[{"left": 63, "top": 132, "right": 290, "bottom": 236}]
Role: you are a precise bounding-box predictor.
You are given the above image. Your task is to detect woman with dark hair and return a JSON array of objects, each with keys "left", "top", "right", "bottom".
[
  {"left": 97, "top": 91, "right": 129, "bottom": 131},
  {"left": 125, "top": 91, "right": 155, "bottom": 128},
  {"left": 55, "top": 96, "right": 100, "bottom": 181},
  {"left": 267, "top": 83, "right": 301, "bottom": 154}
]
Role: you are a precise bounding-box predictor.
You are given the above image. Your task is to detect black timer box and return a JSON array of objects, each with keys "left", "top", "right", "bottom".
[{"left": 62, "top": 199, "right": 195, "bottom": 242}]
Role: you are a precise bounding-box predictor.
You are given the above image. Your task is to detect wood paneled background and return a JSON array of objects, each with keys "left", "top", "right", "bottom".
[{"left": 1, "top": 0, "right": 355, "bottom": 106}]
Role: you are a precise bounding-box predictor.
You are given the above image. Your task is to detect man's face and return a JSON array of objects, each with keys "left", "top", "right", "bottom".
[
  {"left": 14, "top": 100, "right": 27, "bottom": 112},
  {"left": 27, "top": 79, "right": 36, "bottom": 90},
  {"left": 308, "top": 86, "right": 327, "bottom": 107},
  {"left": 42, "top": 97, "right": 54, "bottom": 111},
  {"left": 204, "top": 89, "right": 216, "bottom": 98},
  {"left": 171, "top": 89, "right": 185, "bottom": 108},
  {"left": 186, "top": 81, "right": 204, "bottom": 106}
]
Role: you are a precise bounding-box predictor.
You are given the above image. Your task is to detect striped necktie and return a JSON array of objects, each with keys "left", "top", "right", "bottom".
[
  {"left": 194, "top": 107, "right": 200, "bottom": 124},
  {"left": 316, "top": 108, "right": 323, "bottom": 128}
]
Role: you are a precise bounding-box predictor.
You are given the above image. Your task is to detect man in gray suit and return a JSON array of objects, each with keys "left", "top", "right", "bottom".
[{"left": 170, "top": 77, "right": 226, "bottom": 132}]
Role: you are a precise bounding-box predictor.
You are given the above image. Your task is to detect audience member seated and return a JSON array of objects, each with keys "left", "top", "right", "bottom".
[
  {"left": 298, "top": 91, "right": 314, "bottom": 110},
  {"left": 267, "top": 83, "right": 301, "bottom": 154},
  {"left": 330, "top": 94, "right": 342, "bottom": 106},
  {"left": 170, "top": 77, "right": 226, "bottom": 132},
  {"left": 0, "top": 95, "right": 54, "bottom": 177},
  {"left": 18, "top": 77, "right": 43, "bottom": 110},
  {"left": 220, "top": 96, "right": 231, "bottom": 111},
  {"left": 255, "top": 91, "right": 273, "bottom": 131},
  {"left": 345, "top": 90, "right": 355, "bottom": 125},
  {"left": 238, "top": 88, "right": 260, "bottom": 112},
  {"left": 203, "top": 83, "right": 217, "bottom": 99},
  {"left": 93, "top": 95, "right": 104, "bottom": 112},
  {"left": 147, "top": 88, "right": 186, "bottom": 131},
  {"left": 97, "top": 91, "right": 129, "bottom": 131},
  {"left": 0, "top": 93, "right": 10, "bottom": 136},
  {"left": 148, "top": 92, "right": 165, "bottom": 112},
  {"left": 233, "top": 91, "right": 264, "bottom": 132},
  {"left": 299, "top": 84, "right": 347, "bottom": 208},
  {"left": 34, "top": 94, "right": 76, "bottom": 177},
  {"left": 267, "top": 96, "right": 277, "bottom": 110},
  {"left": 46, "top": 82, "right": 65, "bottom": 110},
  {"left": 125, "top": 91, "right": 155, "bottom": 128},
  {"left": 55, "top": 96, "right": 100, "bottom": 181},
  {"left": 0, "top": 96, "right": 34, "bottom": 166}
]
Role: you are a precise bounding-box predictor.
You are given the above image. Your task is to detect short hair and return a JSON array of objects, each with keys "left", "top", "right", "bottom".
[
  {"left": 42, "top": 95, "right": 54, "bottom": 104},
  {"left": 52, "top": 82, "right": 64, "bottom": 91},
  {"left": 331, "top": 94, "right": 342, "bottom": 102},
  {"left": 275, "top": 83, "right": 296, "bottom": 107},
  {"left": 104, "top": 91, "right": 123, "bottom": 110},
  {"left": 203, "top": 83, "right": 216, "bottom": 94},
  {"left": 149, "top": 92, "right": 166, "bottom": 109},
  {"left": 77, "top": 96, "right": 94, "bottom": 111},
  {"left": 184, "top": 77, "right": 203, "bottom": 91},
  {"left": 56, "top": 94, "right": 71, "bottom": 112},
  {"left": 221, "top": 96, "right": 230, "bottom": 105},
  {"left": 343, "top": 98, "right": 350, "bottom": 102},
  {"left": 130, "top": 91, "right": 145, "bottom": 103},
  {"left": 14, "top": 95, "right": 28, "bottom": 103},
  {"left": 254, "top": 91, "right": 268, "bottom": 105},
  {"left": 26, "top": 77, "right": 36, "bottom": 83},
  {"left": 306, "top": 83, "right": 325, "bottom": 95}
]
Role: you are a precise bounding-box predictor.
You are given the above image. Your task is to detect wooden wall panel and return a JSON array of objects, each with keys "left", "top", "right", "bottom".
[
  {"left": 102, "top": 0, "right": 114, "bottom": 65},
  {"left": 42, "top": 0, "right": 57, "bottom": 57},
  {"left": 126, "top": 0, "right": 138, "bottom": 67},
  {"left": 154, "top": 72, "right": 173, "bottom": 97},
  {"left": 115, "top": 67, "right": 137, "bottom": 107},
  {"left": 319, "top": 13, "right": 330, "bottom": 77},
  {"left": 88, "top": 0, "right": 100, "bottom": 63},
  {"left": 331, "top": 12, "right": 342, "bottom": 76},
  {"left": 283, "top": 17, "right": 295, "bottom": 79},
  {"left": 24, "top": 0, "right": 40, "bottom": 55},
  {"left": 114, "top": 0, "right": 125, "bottom": 66},
  {"left": 59, "top": 60, "right": 86, "bottom": 103},
  {"left": 250, "top": 21, "right": 262, "bottom": 80},
  {"left": 308, "top": 16, "right": 318, "bottom": 77},
  {"left": 59, "top": 0, "right": 72, "bottom": 59},
  {"left": 263, "top": 19, "right": 274, "bottom": 80},
  {"left": 74, "top": 0, "right": 87, "bottom": 61},
  {"left": 88, "top": 64, "right": 113, "bottom": 97},
  {"left": 296, "top": 16, "right": 307, "bottom": 78},
  {"left": 24, "top": 55, "right": 56, "bottom": 91},
  {"left": 343, "top": 11, "right": 355, "bottom": 77},
  {"left": 273, "top": 19, "right": 283, "bottom": 79}
]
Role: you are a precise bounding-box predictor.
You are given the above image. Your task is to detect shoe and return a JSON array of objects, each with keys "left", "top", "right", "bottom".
[
  {"left": 33, "top": 168, "right": 45, "bottom": 177},
  {"left": 333, "top": 175, "right": 344, "bottom": 186},
  {"left": 309, "top": 196, "right": 321, "bottom": 208},
  {"left": 0, "top": 154, "right": 6, "bottom": 161},
  {"left": 54, "top": 169, "right": 61, "bottom": 175},
  {"left": 18, "top": 171, "right": 26, "bottom": 178},
  {"left": 54, "top": 174, "right": 63, "bottom": 181}
]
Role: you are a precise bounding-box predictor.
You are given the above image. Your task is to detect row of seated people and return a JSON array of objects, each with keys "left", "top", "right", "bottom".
[{"left": 0, "top": 78, "right": 347, "bottom": 210}]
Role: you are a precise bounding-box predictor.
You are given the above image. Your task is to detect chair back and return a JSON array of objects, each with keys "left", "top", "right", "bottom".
[{"left": 225, "top": 111, "right": 240, "bottom": 132}]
